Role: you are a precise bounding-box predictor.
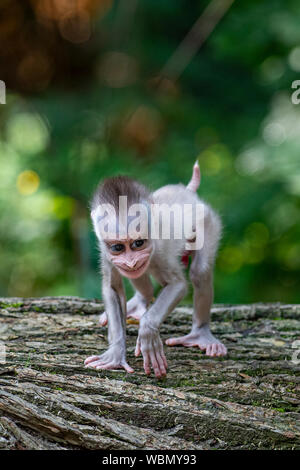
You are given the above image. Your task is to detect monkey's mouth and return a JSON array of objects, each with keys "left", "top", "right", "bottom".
[
  {"left": 118, "top": 259, "right": 149, "bottom": 277},
  {"left": 121, "top": 260, "right": 148, "bottom": 273}
]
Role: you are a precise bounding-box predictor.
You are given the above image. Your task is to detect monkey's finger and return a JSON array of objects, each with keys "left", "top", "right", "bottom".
[
  {"left": 206, "top": 344, "right": 218, "bottom": 356},
  {"left": 122, "top": 361, "right": 134, "bottom": 373},
  {"left": 94, "top": 362, "right": 134, "bottom": 373},
  {"left": 93, "top": 362, "right": 122, "bottom": 371},
  {"left": 218, "top": 344, "right": 227, "bottom": 356},
  {"left": 155, "top": 351, "right": 166, "bottom": 377},
  {"left": 84, "top": 355, "right": 100, "bottom": 366},
  {"left": 135, "top": 340, "right": 141, "bottom": 357},
  {"left": 159, "top": 348, "right": 168, "bottom": 369},
  {"left": 150, "top": 351, "right": 162, "bottom": 378},
  {"left": 143, "top": 353, "right": 151, "bottom": 375},
  {"left": 95, "top": 362, "right": 114, "bottom": 370},
  {"left": 165, "top": 336, "right": 186, "bottom": 346},
  {"left": 85, "top": 358, "right": 111, "bottom": 368},
  {"left": 95, "top": 362, "right": 126, "bottom": 370}
]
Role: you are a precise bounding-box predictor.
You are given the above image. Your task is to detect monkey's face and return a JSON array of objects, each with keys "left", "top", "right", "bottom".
[{"left": 104, "top": 238, "right": 153, "bottom": 279}]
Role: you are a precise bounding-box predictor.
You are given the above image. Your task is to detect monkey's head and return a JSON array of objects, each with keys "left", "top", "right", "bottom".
[{"left": 91, "top": 176, "right": 154, "bottom": 279}]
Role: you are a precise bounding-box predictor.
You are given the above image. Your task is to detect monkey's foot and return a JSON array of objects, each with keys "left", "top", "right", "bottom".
[
  {"left": 84, "top": 353, "right": 134, "bottom": 373},
  {"left": 99, "top": 312, "right": 108, "bottom": 327},
  {"left": 165, "top": 326, "right": 227, "bottom": 357},
  {"left": 127, "top": 303, "right": 146, "bottom": 321},
  {"left": 99, "top": 305, "right": 146, "bottom": 327}
]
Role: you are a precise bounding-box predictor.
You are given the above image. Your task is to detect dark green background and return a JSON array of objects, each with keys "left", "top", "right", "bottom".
[{"left": 0, "top": 0, "right": 299, "bottom": 303}]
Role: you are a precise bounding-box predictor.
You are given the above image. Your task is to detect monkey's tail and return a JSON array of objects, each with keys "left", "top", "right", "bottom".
[{"left": 186, "top": 160, "right": 201, "bottom": 192}]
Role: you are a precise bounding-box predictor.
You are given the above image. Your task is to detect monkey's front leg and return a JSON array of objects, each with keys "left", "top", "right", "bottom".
[
  {"left": 85, "top": 269, "right": 134, "bottom": 373},
  {"left": 135, "top": 280, "right": 187, "bottom": 378}
]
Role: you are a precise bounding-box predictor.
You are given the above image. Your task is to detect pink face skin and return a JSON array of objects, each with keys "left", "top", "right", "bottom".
[{"left": 105, "top": 238, "right": 152, "bottom": 279}]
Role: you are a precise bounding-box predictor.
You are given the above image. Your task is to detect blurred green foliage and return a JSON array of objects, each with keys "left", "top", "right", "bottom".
[{"left": 0, "top": 0, "right": 299, "bottom": 303}]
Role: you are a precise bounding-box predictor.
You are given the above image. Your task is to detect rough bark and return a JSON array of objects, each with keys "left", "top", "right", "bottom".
[{"left": 0, "top": 297, "right": 299, "bottom": 450}]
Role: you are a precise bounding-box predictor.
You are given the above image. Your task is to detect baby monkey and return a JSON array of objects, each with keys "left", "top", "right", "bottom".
[{"left": 85, "top": 162, "right": 227, "bottom": 378}]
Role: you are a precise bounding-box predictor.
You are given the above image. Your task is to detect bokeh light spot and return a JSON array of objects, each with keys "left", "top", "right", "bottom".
[
  {"left": 287, "top": 175, "right": 300, "bottom": 196},
  {"left": 17, "top": 50, "right": 53, "bottom": 91},
  {"left": 200, "top": 151, "right": 222, "bottom": 175},
  {"left": 244, "top": 245, "right": 265, "bottom": 264},
  {"left": 284, "top": 245, "right": 300, "bottom": 269},
  {"left": 245, "top": 222, "right": 269, "bottom": 246},
  {"left": 122, "top": 106, "right": 163, "bottom": 153},
  {"left": 259, "top": 56, "right": 285, "bottom": 83},
  {"left": 59, "top": 10, "right": 91, "bottom": 44},
  {"left": 17, "top": 170, "right": 40, "bottom": 196},
  {"left": 262, "top": 122, "right": 286, "bottom": 146},
  {"left": 7, "top": 113, "right": 49, "bottom": 154},
  {"left": 199, "top": 144, "right": 230, "bottom": 175},
  {"left": 288, "top": 46, "right": 300, "bottom": 72},
  {"left": 51, "top": 196, "right": 75, "bottom": 219},
  {"left": 99, "top": 52, "right": 138, "bottom": 88},
  {"left": 218, "top": 245, "right": 244, "bottom": 273},
  {"left": 235, "top": 148, "right": 266, "bottom": 176}
]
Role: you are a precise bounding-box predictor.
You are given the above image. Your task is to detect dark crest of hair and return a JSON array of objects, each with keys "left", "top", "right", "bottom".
[{"left": 91, "top": 175, "right": 150, "bottom": 211}]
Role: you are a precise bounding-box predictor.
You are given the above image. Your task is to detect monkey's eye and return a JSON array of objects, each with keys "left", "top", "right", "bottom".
[
  {"left": 110, "top": 243, "right": 125, "bottom": 252},
  {"left": 131, "top": 239, "right": 145, "bottom": 249}
]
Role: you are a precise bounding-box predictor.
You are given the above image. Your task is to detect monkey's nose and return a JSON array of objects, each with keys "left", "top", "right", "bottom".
[{"left": 126, "top": 259, "right": 137, "bottom": 269}]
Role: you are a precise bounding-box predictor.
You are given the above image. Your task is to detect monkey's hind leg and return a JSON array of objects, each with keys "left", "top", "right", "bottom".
[
  {"left": 99, "top": 275, "right": 154, "bottom": 326},
  {"left": 165, "top": 252, "right": 227, "bottom": 357},
  {"left": 99, "top": 293, "right": 147, "bottom": 326}
]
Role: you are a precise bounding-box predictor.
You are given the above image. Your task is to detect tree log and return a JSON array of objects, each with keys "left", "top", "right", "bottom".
[{"left": 0, "top": 297, "right": 299, "bottom": 450}]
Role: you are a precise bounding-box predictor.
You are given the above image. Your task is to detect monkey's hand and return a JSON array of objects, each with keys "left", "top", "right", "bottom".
[
  {"left": 84, "top": 346, "right": 134, "bottom": 373},
  {"left": 135, "top": 318, "right": 168, "bottom": 378}
]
